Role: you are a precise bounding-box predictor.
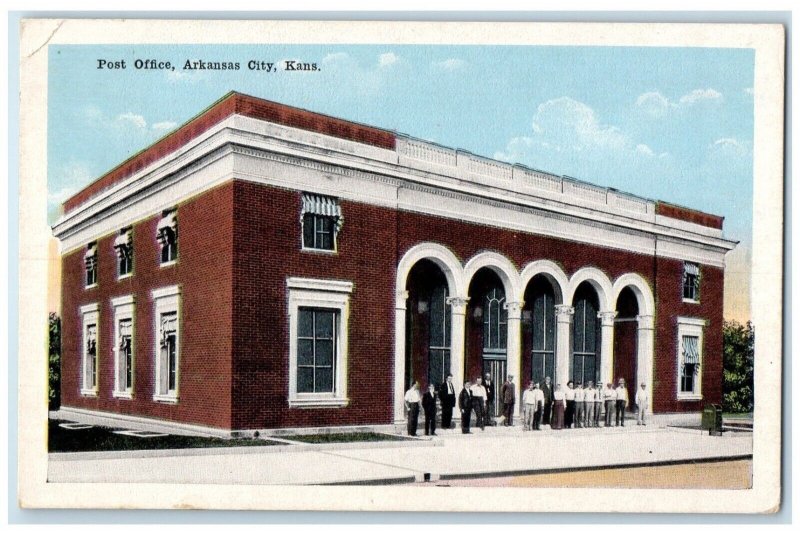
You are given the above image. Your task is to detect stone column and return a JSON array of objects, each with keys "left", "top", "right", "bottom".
[
  {"left": 555, "top": 305, "right": 574, "bottom": 386},
  {"left": 394, "top": 290, "right": 409, "bottom": 423},
  {"left": 636, "top": 314, "right": 655, "bottom": 414},
  {"left": 598, "top": 311, "right": 618, "bottom": 386},
  {"left": 504, "top": 300, "right": 524, "bottom": 415},
  {"left": 446, "top": 297, "right": 469, "bottom": 392}
]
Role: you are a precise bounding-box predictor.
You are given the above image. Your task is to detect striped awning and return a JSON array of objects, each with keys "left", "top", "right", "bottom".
[
  {"left": 157, "top": 212, "right": 177, "bottom": 232},
  {"left": 84, "top": 244, "right": 97, "bottom": 259},
  {"left": 86, "top": 325, "right": 97, "bottom": 343},
  {"left": 114, "top": 230, "right": 132, "bottom": 248},
  {"left": 161, "top": 315, "right": 177, "bottom": 334},
  {"left": 683, "top": 335, "right": 700, "bottom": 364},
  {"left": 684, "top": 263, "right": 700, "bottom": 276},
  {"left": 302, "top": 193, "right": 342, "bottom": 218},
  {"left": 119, "top": 319, "right": 133, "bottom": 338}
]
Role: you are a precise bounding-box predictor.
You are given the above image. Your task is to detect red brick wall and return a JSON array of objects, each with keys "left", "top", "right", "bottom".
[
  {"left": 60, "top": 180, "right": 724, "bottom": 430},
  {"left": 651, "top": 258, "right": 724, "bottom": 412},
  {"left": 229, "top": 181, "right": 398, "bottom": 430},
  {"left": 60, "top": 182, "right": 235, "bottom": 429}
]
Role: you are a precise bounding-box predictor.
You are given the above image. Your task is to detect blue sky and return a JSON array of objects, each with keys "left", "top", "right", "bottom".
[{"left": 48, "top": 44, "right": 754, "bottom": 248}]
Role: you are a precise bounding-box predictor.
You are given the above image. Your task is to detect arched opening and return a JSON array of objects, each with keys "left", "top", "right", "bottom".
[
  {"left": 571, "top": 281, "right": 601, "bottom": 386},
  {"left": 522, "top": 275, "right": 558, "bottom": 386},
  {"left": 613, "top": 286, "right": 640, "bottom": 389},
  {"left": 405, "top": 259, "right": 452, "bottom": 390},
  {"left": 466, "top": 268, "right": 507, "bottom": 419}
]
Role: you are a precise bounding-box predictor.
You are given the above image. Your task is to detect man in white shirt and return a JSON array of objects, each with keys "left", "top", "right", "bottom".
[
  {"left": 564, "top": 380, "right": 576, "bottom": 428},
  {"left": 532, "top": 383, "right": 545, "bottom": 430},
  {"left": 574, "top": 382, "right": 585, "bottom": 428},
  {"left": 603, "top": 382, "right": 617, "bottom": 427},
  {"left": 522, "top": 382, "right": 537, "bottom": 431},
  {"left": 584, "top": 381, "right": 596, "bottom": 427},
  {"left": 615, "top": 378, "right": 629, "bottom": 427},
  {"left": 635, "top": 382, "right": 649, "bottom": 426},
  {"left": 404, "top": 382, "right": 421, "bottom": 436},
  {"left": 470, "top": 377, "right": 487, "bottom": 431}
]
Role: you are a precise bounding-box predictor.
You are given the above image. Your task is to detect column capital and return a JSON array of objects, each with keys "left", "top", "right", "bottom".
[
  {"left": 503, "top": 300, "right": 524, "bottom": 319},
  {"left": 555, "top": 304, "right": 575, "bottom": 322},
  {"left": 446, "top": 296, "right": 469, "bottom": 315},
  {"left": 636, "top": 314, "right": 655, "bottom": 330},
  {"left": 395, "top": 290, "right": 409, "bottom": 310},
  {"left": 598, "top": 310, "right": 618, "bottom": 327}
]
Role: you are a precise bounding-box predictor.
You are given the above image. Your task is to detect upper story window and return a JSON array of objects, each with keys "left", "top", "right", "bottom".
[
  {"left": 85, "top": 242, "right": 98, "bottom": 287},
  {"left": 157, "top": 210, "right": 178, "bottom": 265},
  {"left": 682, "top": 262, "right": 700, "bottom": 302},
  {"left": 114, "top": 228, "right": 133, "bottom": 278},
  {"left": 301, "top": 193, "right": 342, "bottom": 252}
]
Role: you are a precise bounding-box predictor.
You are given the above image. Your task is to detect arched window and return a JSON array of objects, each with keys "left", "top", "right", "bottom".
[
  {"left": 427, "top": 283, "right": 451, "bottom": 387},
  {"left": 531, "top": 285, "right": 556, "bottom": 385},
  {"left": 572, "top": 284, "right": 600, "bottom": 385},
  {"left": 483, "top": 286, "right": 507, "bottom": 355}
]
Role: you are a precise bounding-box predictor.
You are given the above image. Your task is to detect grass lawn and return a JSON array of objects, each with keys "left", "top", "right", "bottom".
[
  {"left": 49, "top": 420, "right": 281, "bottom": 452},
  {"left": 287, "top": 432, "right": 410, "bottom": 444}
]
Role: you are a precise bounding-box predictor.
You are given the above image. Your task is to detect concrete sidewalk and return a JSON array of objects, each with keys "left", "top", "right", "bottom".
[{"left": 47, "top": 424, "right": 752, "bottom": 486}]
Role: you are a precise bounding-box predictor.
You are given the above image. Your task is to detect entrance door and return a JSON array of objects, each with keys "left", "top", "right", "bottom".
[{"left": 482, "top": 358, "right": 507, "bottom": 418}]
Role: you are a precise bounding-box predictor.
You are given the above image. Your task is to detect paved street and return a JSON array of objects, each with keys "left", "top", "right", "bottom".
[{"left": 48, "top": 424, "right": 752, "bottom": 486}]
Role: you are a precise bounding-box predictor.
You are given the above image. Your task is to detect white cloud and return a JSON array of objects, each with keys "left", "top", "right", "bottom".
[
  {"left": 636, "top": 91, "right": 673, "bottom": 118},
  {"left": 495, "top": 97, "right": 661, "bottom": 166},
  {"left": 117, "top": 112, "right": 147, "bottom": 129},
  {"left": 678, "top": 88, "right": 723, "bottom": 105},
  {"left": 322, "top": 52, "right": 349, "bottom": 64},
  {"left": 635, "top": 88, "right": 723, "bottom": 118},
  {"left": 710, "top": 137, "right": 750, "bottom": 157},
  {"left": 432, "top": 58, "right": 466, "bottom": 71},
  {"left": 378, "top": 52, "right": 399, "bottom": 68},
  {"left": 152, "top": 121, "right": 177, "bottom": 132},
  {"left": 48, "top": 161, "right": 94, "bottom": 206}
]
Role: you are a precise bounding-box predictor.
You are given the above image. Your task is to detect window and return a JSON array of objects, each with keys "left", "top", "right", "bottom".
[
  {"left": 287, "top": 277, "right": 352, "bottom": 407},
  {"left": 80, "top": 303, "right": 99, "bottom": 396},
  {"left": 152, "top": 286, "right": 180, "bottom": 402},
  {"left": 530, "top": 284, "right": 556, "bottom": 386},
  {"left": 682, "top": 262, "right": 701, "bottom": 302},
  {"left": 114, "top": 228, "right": 133, "bottom": 278},
  {"left": 301, "top": 193, "right": 342, "bottom": 251},
  {"left": 85, "top": 242, "right": 98, "bottom": 287},
  {"left": 427, "top": 283, "right": 451, "bottom": 388},
  {"left": 111, "top": 295, "right": 135, "bottom": 398},
  {"left": 677, "top": 317, "right": 705, "bottom": 400},
  {"left": 571, "top": 285, "right": 600, "bottom": 385},
  {"left": 482, "top": 286, "right": 507, "bottom": 356},
  {"left": 157, "top": 210, "right": 178, "bottom": 265}
]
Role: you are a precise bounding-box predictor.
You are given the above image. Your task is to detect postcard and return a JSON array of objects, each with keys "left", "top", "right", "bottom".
[{"left": 17, "top": 18, "right": 784, "bottom": 513}]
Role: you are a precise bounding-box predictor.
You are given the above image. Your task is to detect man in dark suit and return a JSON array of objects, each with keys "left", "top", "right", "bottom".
[
  {"left": 501, "top": 375, "right": 516, "bottom": 426},
  {"left": 458, "top": 381, "right": 473, "bottom": 434},
  {"left": 483, "top": 372, "right": 497, "bottom": 426},
  {"left": 422, "top": 384, "right": 438, "bottom": 436},
  {"left": 439, "top": 374, "right": 457, "bottom": 429},
  {"left": 541, "top": 376, "right": 554, "bottom": 426}
]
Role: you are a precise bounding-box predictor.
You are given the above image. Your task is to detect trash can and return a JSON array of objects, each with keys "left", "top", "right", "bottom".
[{"left": 701, "top": 404, "right": 723, "bottom": 436}]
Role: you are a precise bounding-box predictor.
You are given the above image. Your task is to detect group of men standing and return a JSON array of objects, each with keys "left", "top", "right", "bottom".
[{"left": 404, "top": 374, "right": 650, "bottom": 436}]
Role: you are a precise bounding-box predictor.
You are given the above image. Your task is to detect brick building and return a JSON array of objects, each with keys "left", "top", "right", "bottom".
[{"left": 52, "top": 91, "right": 737, "bottom": 434}]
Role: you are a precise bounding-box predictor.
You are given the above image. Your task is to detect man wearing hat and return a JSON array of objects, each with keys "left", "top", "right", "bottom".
[
  {"left": 635, "top": 382, "right": 649, "bottom": 425},
  {"left": 615, "top": 378, "right": 629, "bottom": 427}
]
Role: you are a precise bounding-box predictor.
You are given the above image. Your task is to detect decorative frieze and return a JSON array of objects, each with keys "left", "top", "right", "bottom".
[{"left": 399, "top": 138, "right": 457, "bottom": 167}]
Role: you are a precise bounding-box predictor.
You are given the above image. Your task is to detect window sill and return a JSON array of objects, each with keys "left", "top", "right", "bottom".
[
  {"left": 153, "top": 394, "right": 179, "bottom": 404},
  {"left": 301, "top": 247, "right": 338, "bottom": 255},
  {"left": 113, "top": 391, "right": 133, "bottom": 399},
  {"left": 682, "top": 298, "right": 700, "bottom": 304},
  {"left": 288, "top": 397, "right": 349, "bottom": 409},
  {"left": 677, "top": 394, "right": 703, "bottom": 401},
  {"left": 85, "top": 284, "right": 98, "bottom": 290},
  {"left": 160, "top": 260, "right": 178, "bottom": 268},
  {"left": 80, "top": 389, "right": 98, "bottom": 397},
  {"left": 118, "top": 273, "right": 133, "bottom": 280}
]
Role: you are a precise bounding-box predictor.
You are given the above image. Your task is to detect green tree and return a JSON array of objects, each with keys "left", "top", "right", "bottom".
[
  {"left": 722, "top": 320, "right": 754, "bottom": 413},
  {"left": 49, "top": 313, "right": 61, "bottom": 410}
]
